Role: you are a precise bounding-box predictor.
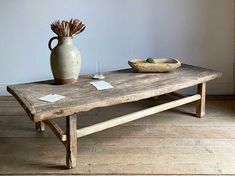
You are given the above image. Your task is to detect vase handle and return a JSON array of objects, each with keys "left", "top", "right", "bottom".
[{"left": 48, "top": 36, "right": 59, "bottom": 51}]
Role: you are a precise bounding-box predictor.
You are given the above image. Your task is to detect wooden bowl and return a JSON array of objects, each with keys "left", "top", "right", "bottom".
[{"left": 128, "top": 58, "right": 181, "bottom": 73}]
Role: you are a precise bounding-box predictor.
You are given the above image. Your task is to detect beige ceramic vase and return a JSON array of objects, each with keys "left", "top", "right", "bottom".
[{"left": 48, "top": 37, "right": 81, "bottom": 85}]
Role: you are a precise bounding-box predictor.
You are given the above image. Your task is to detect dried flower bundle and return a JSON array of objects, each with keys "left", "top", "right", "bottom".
[{"left": 51, "top": 19, "right": 85, "bottom": 37}]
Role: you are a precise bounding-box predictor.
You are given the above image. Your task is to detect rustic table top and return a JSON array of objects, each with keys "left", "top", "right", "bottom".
[{"left": 7, "top": 64, "right": 221, "bottom": 122}]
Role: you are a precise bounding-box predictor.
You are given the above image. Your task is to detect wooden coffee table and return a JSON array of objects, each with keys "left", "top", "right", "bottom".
[{"left": 7, "top": 64, "right": 221, "bottom": 169}]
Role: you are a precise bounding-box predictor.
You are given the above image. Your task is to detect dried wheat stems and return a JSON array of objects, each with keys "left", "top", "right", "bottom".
[{"left": 51, "top": 19, "right": 86, "bottom": 37}]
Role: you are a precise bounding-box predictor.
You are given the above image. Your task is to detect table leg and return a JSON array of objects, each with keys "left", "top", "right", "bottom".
[
  {"left": 196, "top": 83, "right": 206, "bottom": 118},
  {"left": 35, "top": 121, "right": 45, "bottom": 131},
  {"left": 66, "top": 114, "right": 77, "bottom": 169}
]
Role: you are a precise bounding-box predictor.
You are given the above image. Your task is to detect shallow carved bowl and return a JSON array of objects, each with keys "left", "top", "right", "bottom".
[{"left": 128, "top": 58, "right": 181, "bottom": 73}]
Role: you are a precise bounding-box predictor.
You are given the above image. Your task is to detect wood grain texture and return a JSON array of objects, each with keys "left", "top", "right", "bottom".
[
  {"left": 1, "top": 97, "right": 235, "bottom": 175},
  {"left": 196, "top": 83, "right": 206, "bottom": 118},
  {"left": 35, "top": 121, "right": 45, "bottom": 132},
  {"left": 7, "top": 64, "right": 222, "bottom": 122},
  {"left": 66, "top": 114, "right": 77, "bottom": 169}
]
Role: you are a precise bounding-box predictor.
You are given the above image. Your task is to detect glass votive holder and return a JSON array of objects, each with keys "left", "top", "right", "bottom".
[{"left": 93, "top": 60, "right": 105, "bottom": 80}]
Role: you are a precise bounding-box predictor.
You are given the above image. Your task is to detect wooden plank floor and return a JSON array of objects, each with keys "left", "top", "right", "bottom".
[{"left": 0, "top": 96, "right": 235, "bottom": 175}]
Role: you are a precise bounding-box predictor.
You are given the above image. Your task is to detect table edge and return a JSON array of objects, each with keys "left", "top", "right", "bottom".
[
  {"left": 6, "top": 65, "right": 222, "bottom": 122},
  {"left": 31, "top": 72, "right": 222, "bottom": 122},
  {"left": 7, "top": 85, "right": 36, "bottom": 120}
]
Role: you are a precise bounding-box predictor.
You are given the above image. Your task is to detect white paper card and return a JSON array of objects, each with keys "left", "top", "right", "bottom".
[
  {"left": 39, "top": 94, "right": 65, "bottom": 103},
  {"left": 90, "top": 80, "right": 113, "bottom": 90}
]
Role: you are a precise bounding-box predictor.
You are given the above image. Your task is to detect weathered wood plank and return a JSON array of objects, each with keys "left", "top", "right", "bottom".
[
  {"left": 87, "top": 125, "right": 235, "bottom": 138},
  {"left": 7, "top": 64, "right": 222, "bottom": 122},
  {"left": 1, "top": 95, "right": 233, "bottom": 102},
  {"left": 0, "top": 100, "right": 20, "bottom": 107},
  {"left": 66, "top": 114, "right": 77, "bottom": 168},
  {"left": 0, "top": 175, "right": 196, "bottom": 176},
  {"left": 0, "top": 107, "right": 26, "bottom": 116},
  {"left": 35, "top": 121, "right": 45, "bottom": 132},
  {"left": 0, "top": 96, "right": 14, "bottom": 101},
  {"left": 1, "top": 175, "right": 211, "bottom": 176},
  {"left": 1, "top": 138, "right": 235, "bottom": 174},
  {"left": 7, "top": 86, "right": 36, "bottom": 120},
  {"left": 1, "top": 97, "right": 235, "bottom": 175},
  {"left": 3, "top": 122, "right": 235, "bottom": 139},
  {"left": 196, "top": 83, "right": 206, "bottom": 118}
]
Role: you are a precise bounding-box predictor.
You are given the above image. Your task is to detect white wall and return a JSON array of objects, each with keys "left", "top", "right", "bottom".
[{"left": 0, "top": 0, "right": 234, "bottom": 95}]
